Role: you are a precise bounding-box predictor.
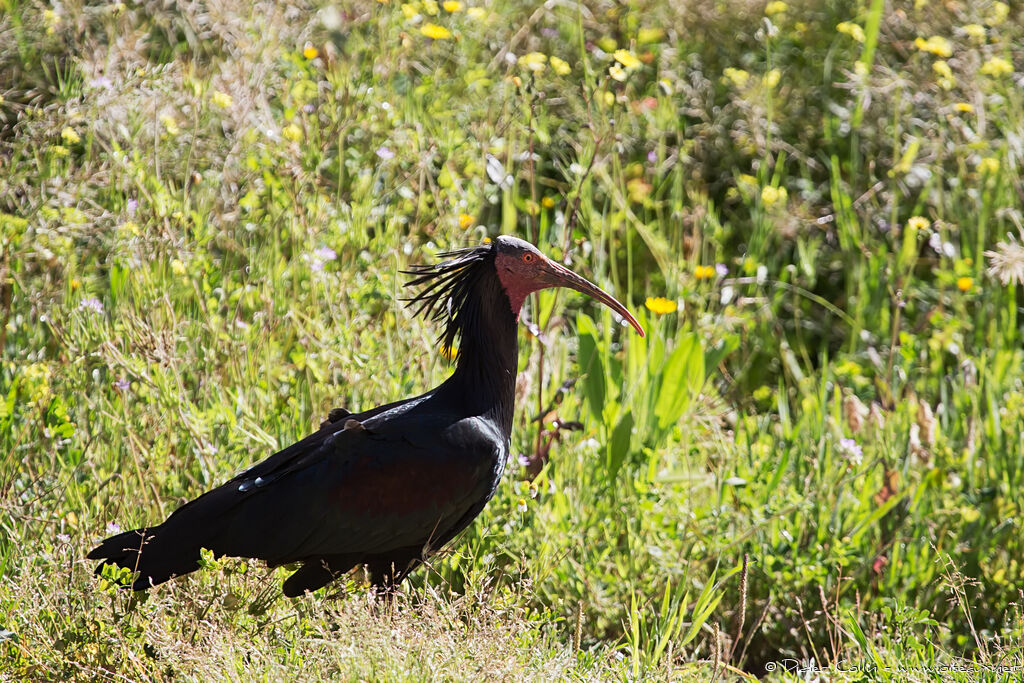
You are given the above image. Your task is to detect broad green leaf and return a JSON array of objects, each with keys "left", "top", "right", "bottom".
[
  {"left": 654, "top": 333, "right": 704, "bottom": 431},
  {"left": 606, "top": 410, "right": 633, "bottom": 480},
  {"left": 577, "top": 313, "right": 606, "bottom": 422}
]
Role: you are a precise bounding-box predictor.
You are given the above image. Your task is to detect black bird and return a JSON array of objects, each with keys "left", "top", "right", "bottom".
[{"left": 89, "top": 236, "right": 644, "bottom": 596}]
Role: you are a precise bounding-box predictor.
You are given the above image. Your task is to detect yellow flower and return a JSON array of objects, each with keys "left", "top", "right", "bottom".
[
  {"left": 954, "top": 102, "right": 974, "bottom": 113},
  {"left": 644, "top": 296, "right": 678, "bottom": 314},
  {"left": 419, "top": 22, "right": 451, "bottom": 39},
  {"left": 466, "top": 7, "right": 486, "bottom": 20},
  {"left": 956, "top": 276, "right": 973, "bottom": 292},
  {"left": 50, "top": 145, "right": 69, "bottom": 157},
  {"left": 120, "top": 220, "right": 140, "bottom": 236},
  {"left": 458, "top": 213, "right": 474, "bottom": 228},
  {"left": 613, "top": 49, "right": 642, "bottom": 70},
  {"left": 914, "top": 35, "right": 952, "bottom": 57},
  {"left": 932, "top": 60, "right": 954, "bottom": 89},
  {"left": 694, "top": 265, "right": 716, "bottom": 280},
  {"left": 282, "top": 123, "right": 303, "bottom": 141},
  {"left": 763, "top": 68, "right": 781, "bottom": 89},
  {"left": 61, "top": 127, "right": 80, "bottom": 144},
  {"left": 442, "top": 0, "right": 461, "bottom": 10},
  {"left": 211, "top": 90, "right": 233, "bottom": 109},
  {"left": 723, "top": 67, "right": 750, "bottom": 88},
  {"left": 986, "top": 1, "right": 1009, "bottom": 26},
  {"left": 303, "top": 43, "right": 319, "bottom": 59},
  {"left": 837, "top": 22, "right": 866, "bottom": 43},
  {"left": 171, "top": 259, "right": 187, "bottom": 275},
  {"left": 549, "top": 55, "right": 571, "bottom": 75},
  {"left": 765, "top": 1, "right": 788, "bottom": 15},
  {"left": 906, "top": 216, "right": 930, "bottom": 231},
  {"left": 518, "top": 52, "right": 547, "bottom": 73},
  {"left": 43, "top": 9, "right": 59, "bottom": 34},
  {"left": 978, "top": 156, "right": 1000, "bottom": 174},
  {"left": 422, "top": 0, "right": 439, "bottom": 15},
  {"left": 541, "top": 196, "right": 555, "bottom": 209},
  {"left": 160, "top": 114, "right": 180, "bottom": 136},
  {"left": 761, "top": 185, "right": 788, "bottom": 207},
  {"left": 979, "top": 57, "right": 1013, "bottom": 77},
  {"left": 609, "top": 64, "right": 628, "bottom": 82},
  {"left": 401, "top": 3, "right": 418, "bottom": 19},
  {"left": 637, "top": 28, "right": 664, "bottom": 44},
  {"left": 961, "top": 24, "right": 986, "bottom": 43}
]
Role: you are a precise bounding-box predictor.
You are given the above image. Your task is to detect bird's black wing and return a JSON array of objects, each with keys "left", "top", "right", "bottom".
[{"left": 90, "top": 404, "right": 505, "bottom": 587}]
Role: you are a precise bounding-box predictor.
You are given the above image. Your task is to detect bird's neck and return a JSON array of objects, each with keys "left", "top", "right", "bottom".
[{"left": 443, "top": 274, "right": 520, "bottom": 438}]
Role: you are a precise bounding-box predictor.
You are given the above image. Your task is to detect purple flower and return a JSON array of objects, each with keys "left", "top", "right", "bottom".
[
  {"left": 114, "top": 378, "right": 131, "bottom": 392},
  {"left": 839, "top": 437, "right": 863, "bottom": 459},
  {"left": 56, "top": 533, "right": 71, "bottom": 544},
  {"left": 303, "top": 103, "right": 315, "bottom": 114},
  {"left": 126, "top": 198, "right": 138, "bottom": 217},
  {"left": 314, "top": 246, "right": 336, "bottom": 262},
  {"left": 376, "top": 146, "right": 395, "bottom": 161},
  {"left": 647, "top": 150, "right": 658, "bottom": 164},
  {"left": 106, "top": 522, "right": 122, "bottom": 534},
  {"left": 518, "top": 453, "right": 531, "bottom": 468},
  {"left": 715, "top": 263, "right": 729, "bottom": 277},
  {"left": 79, "top": 297, "right": 104, "bottom": 314}
]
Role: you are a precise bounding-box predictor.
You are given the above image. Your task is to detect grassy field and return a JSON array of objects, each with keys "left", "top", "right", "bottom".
[{"left": 3, "top": 0, "right": 1024, "bottom": 679}]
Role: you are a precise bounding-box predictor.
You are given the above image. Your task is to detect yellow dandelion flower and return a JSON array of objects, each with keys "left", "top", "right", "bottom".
[
  {"left": 420, "top": 22, "right": 451, "bottom": 39},
  {"left": 541, "top": 196, "right": 556, "bottom": 209},
  {"left": 837, "top": 22, "right": 866, "bottom": 43},
  {"left": 282, "top": 123, "right": 303, "bottom": 141},
  {"left": 765, "top": 1, "right": 788, "bottom": 15},
  {"left": 609, "top": 64, "right": 628, "bottom": 82},
  {"left": 906, "top": 216, "right": 930, "bottom": 231},
  {"left": 160, "top": 114, "right": 180, "bottom": 136},
  {"left": 549, "top": 55, "right": 571, "bottom": 75},
  {"left": 518, "top": 52, "right": 547, "bottom": 73},
  {"left": 644, "top": 296, "right": 678, "bottom": 315},
  {"left": 442, "top": 0, "right": 461, "bottom": 11},
  {"left": 761, "top": 185, "right": 787, "bottom": 207},
  {"left": 956, "top": 276, "right": 973, "bottom": 292},
  {"left": 466, "top": 7, "right": 486, "bottom": 20},
  {"left": 954, "top": 102, "right": 974, "bottom": 113},
  {"left": 979, "top": 57, "right": 1013, "bottom": 77},
  {"left": 986, "top": 2, "right": 1009, "bottom": 27},
  {"left": 914, "top": 35, "right": 952, "bottom": 57},
  {"left": 61, "top": 127, "right": 80, "bottom": 144},
  {"left": 723, "top": 67, "right": 750, "bottom": 88},
  {"left": 211, "top": 91, "right": 233, "bottom": 109},
  {"left": 694, "top": 265, "right": 716, "bottom": 280},
  {"left": 763, "top": 68, "right": 781, "bottom": 89},
  {"left": 458, "top": 213, "right": 474, "bottom": 228},
  {"left": 933, "top": 60, "right": 954, "bottom": 89},
  {"left": 303, "top": 43, "right": 319, "bottom": 59},
  {"left": 50, "top": 145, "right": 70, "bottom": 157},
  {"left": 978, "top": 156, "right": 1000, "bottom": 174},
  {"left": 962, "top": 24, "right": 986, "bottom": 43},
  {"left": 613, "top": 49, "right": 642, "bottom": 70}
]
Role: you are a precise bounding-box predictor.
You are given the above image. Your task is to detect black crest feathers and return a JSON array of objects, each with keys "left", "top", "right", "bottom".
[{"left": 403, "top": 242, "right": 496, "bottom": 355}]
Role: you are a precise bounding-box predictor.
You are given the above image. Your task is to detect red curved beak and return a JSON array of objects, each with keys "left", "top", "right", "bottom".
[{"left": 541, "top": 259, "right": 645, "bottom": 337}]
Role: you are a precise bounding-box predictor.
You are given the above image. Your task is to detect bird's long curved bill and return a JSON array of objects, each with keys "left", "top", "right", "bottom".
[{"left": 545, "top": 261, "right": 646, "bottom": 337}]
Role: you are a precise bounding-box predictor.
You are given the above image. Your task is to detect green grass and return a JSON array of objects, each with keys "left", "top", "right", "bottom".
[{"left": 3, "top": 0, "right": 1024, "bottom": 679}]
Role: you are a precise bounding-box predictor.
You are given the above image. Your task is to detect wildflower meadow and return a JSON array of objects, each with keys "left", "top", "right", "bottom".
[{"left": 2, "top": 0, "right": 1024, "bottom": 679}]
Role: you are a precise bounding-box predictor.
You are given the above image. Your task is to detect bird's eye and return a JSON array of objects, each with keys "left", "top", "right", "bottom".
[{"left": 522, "top": 253, "right": 534, "bottom": 263}]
